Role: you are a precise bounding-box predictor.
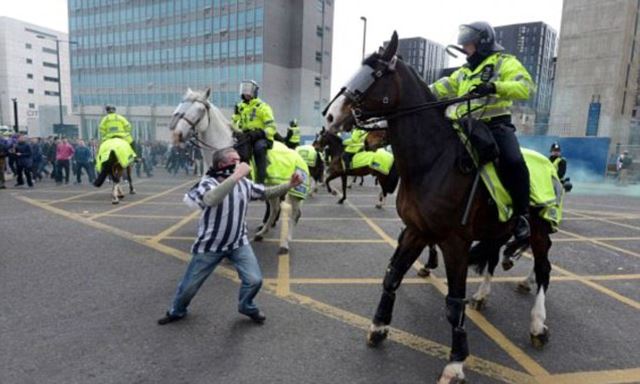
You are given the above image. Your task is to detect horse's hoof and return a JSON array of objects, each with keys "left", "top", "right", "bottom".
[
  {"left": 331, "top": 190, "right": 337, "bottom": 196},
  {"left": 501, "top": 259, "right": 514, "bottom": 271},
  {"left": 277, "top": 247, "right": 288, "bottom": 255},
  {"left": 530, "top": 327, "right": 550, "bottom": 349},
  {"left": 469, "top": 297, "right": 486, "bottom": 311},
  {"left": 375, "top": 204, "right": 382, "bottom": 209},
  {"left": 112, "top": 200, "right": 119, "bottom": 205},
  {"left": 253, "top": 235, "right": 263, "bottom": 242},
  {"left": 338, "top": 199, "right": 345, "bottom": 205},
  {"left": 367, "top": 325, "right": 389, "bottom": 347},
  {"left": 117, "top": 195, "right": 125, "bottom": 199},
  {"left": 417, "top": 267, "right": 431, "bottom": 278},
  {"left": 516, "top": 281, "right": 532, "bottom": 294},
  {"left": 130, "top": 189, "right": 136, "bottom": 195}
]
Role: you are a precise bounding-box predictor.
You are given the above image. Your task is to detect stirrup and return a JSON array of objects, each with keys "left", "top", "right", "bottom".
[{"left": 502, "top": 238, "right": 529, "bottom": 271}]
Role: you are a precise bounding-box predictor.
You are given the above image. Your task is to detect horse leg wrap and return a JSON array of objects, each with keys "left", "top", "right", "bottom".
[
  {"left": 446, "top": 296, "right": 469, "bottom": 362},
  {"left": 374, "top": 266, "right": 403, "bottom": 325}
]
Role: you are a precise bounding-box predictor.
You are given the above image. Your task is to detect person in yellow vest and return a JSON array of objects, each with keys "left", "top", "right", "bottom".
[
  {"left": 342, "top": 128, "right": 368, "bottom": 170},
  {"left": 430, "top": 21, "right": 535, "bottom": 264},
  {"left": 548, "top": 142, "right": 566, "bottom": 179},
  {"left": 232, "top": 80, "right": 279, "bottom": 184},
  {"left": 98, "top": 105, "right": 138, "bottom": 158},
  {"left": 285, "top": 119, "right": 301, "bottom": 149}
]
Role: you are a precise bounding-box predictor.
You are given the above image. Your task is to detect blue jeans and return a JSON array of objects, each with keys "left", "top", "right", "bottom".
[{"left": 168, "top": 244, "right": 263, "bottom": 317}]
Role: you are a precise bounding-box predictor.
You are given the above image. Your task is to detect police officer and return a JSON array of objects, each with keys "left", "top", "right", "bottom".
[
  {"left": 549, "top": 142, "right": 567, "bottom": 179},
  {"left": 99, "top": 105, "right": 137, "bottom": 156},
  {"left": 232, "top": 80, "right": 278, "bottom": 184},
  {"left": 285, "top": 119, "right": 301, "bottom": 149},
  {"left": 430, "top": 21, "right": 535, "bottom": 264},
  {"left": 342, "top": 128, "right": 368, "bottom": 170}
]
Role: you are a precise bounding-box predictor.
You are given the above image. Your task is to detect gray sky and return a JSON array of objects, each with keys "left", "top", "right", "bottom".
[{"left": 0, "top": 0, "right": 563, "bottom": 95}]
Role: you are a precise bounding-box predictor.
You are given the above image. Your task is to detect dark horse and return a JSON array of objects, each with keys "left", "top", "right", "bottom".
[
  {"left": 324, "top": 32, "right": 553, "bottom": 383},
  {"left": 317, "top": 128, "right": 398, "bottom": 208},
  {"left": 93, "top": 150, "right": 135, "bottom": 205}
]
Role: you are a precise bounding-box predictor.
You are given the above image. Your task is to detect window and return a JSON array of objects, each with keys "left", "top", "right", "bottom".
[
  {"left": 315, "top": 51, "right": 322, "bottom": 62},
  {"left": 44, "top": 76, "right": 59, "bottom": 82},
  {"left": 26, "top": 58, "right": 33, "bottom": 64},
  {"left": 42, "top": 47, "right": 57, "bottom": 54},
  {"left": 314, "top": 101, "right": 321, "bottom": 110},
  {"left": 29, "top": 103, "right": 36, "bottom": 109},
  {"left": 25, "top": 43, "right": 32, "bottom": 49},
  {"left": 28, "top": 89, "right": 34, "bottom": 94},
  {"left": 43, "top": 61, "right": 58, "bottom": 68},
  {"left": 45, "top": 90, "right": 60, "bottom": 96},
  {"left": 27, "top": 73, "right": 34, "bottom": 79},
  {"left": 316, "top": 26, "right": 323, "bottom": 37},
  {"left": 314, "top": 76, "right": 321, "bottom": 86}
]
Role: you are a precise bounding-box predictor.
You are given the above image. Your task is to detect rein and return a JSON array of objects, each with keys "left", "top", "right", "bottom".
[{"left": 353, "top": 94, "right": 486, "bottom": 130}]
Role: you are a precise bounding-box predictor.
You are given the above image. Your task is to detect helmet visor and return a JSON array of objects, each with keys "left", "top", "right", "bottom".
[
  {"left": 239, "top": 81, "right": 257, "bottom": 97},
  {"left": 457, "top": 25, "right": 481, "bottom": 45}
]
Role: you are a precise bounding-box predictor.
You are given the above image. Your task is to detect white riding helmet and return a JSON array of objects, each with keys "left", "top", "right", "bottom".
[{"left": 239, "top": 80, "right": 259, "bottom": 99}]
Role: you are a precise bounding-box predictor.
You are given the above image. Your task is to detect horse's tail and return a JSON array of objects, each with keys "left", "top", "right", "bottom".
[
  {"left": 380, "top": 163, "right": 400, "bottom": 195},
  {"left": 93, "top": 151, "right": 118, "bottom": 188},
  {"left": 468, "top": 239, "right": 505, "bottom": 275}
]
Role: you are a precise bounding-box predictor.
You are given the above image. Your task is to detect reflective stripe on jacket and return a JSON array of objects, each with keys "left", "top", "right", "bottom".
[
  {"left": 429, "top": 53, "right": 535, "bottom": 121},
  {"left": 231, "top": 97, "right": 278, "bottom": 141},
  {"left": 99, "top": 113, "right": 133, "bottom": 143}
]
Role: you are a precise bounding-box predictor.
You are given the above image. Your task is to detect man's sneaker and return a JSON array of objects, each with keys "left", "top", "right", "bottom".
[
  {"left": 157, "top": 312, "right": 186, "bottom": 325},
  {"left": 502, "top": 215, "right": 531, "bottom": 271},
  {"left": 241, "top": 310, "right": 266, "bottom": 324}
]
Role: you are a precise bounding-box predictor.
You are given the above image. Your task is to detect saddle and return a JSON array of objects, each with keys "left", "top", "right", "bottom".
[{"left": 453, "top": 122, "right": 564, "bottom": 230}]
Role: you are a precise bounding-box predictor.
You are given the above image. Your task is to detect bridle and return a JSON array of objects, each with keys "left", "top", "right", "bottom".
[
  {"left": 173, "top": 97, "right": 218, "bottom": 151},
  {"left": 324, "top": 55, "right": 485, "bottom": 131}
]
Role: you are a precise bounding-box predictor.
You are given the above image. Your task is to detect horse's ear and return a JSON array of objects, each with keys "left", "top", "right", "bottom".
[
  {"left": 204, "top": 88, "right": 211, "bottom": 99},
  {"left": 381, "top": 31, "right": 398, "bottom": 61}
]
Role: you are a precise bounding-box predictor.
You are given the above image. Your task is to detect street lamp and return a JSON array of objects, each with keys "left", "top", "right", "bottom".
[
  {"left": 360, "top": 16, "right": 367, "bottom": 61},
  {"left": 11, "top": 98, "right": 18, "bottom": 133},
  {"left": 36, "top": 35, "right": 78, "bottom": 136}
]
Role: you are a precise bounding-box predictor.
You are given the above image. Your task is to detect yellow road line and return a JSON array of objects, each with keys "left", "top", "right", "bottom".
[
  {"left": 147, "top": 210, "right": 200, "bottom": 244},
  {"left": 559, "top": 229, "right": 640, "bottom": 261},
  {"left": 554, "top": 236, "right": 640, "bottom": 242},
  {"left": 264, "top": 238, "right": 387, "bottom": 244},
  {"left": 345, "top": 200, "right": 550, "bottom": 378},
  {"left": 47, "top": 190, "right": 105, "bottom": 204},
  {"left": 537, "top": 367, "right": 640, "bottom": 384},
  {"left": 18, "top": 192, "right": 535, "bottom": 383},
  {"left": 567, "top": 209, "right": 640, "bottom": 232},
  {"left": 285, "top": 274, "right": 640, "bottom": 285},
  {"left": 88, "top": 180, "right": 194, "bottom": 220},
  {"left": 97, "top": 213, "right": 186, "bottom": 219}
]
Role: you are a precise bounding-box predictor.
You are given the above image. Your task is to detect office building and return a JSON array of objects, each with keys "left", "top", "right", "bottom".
[
  {"left": 68, "top": 0, "right": 334, "bottom": 141},
  {"left": 495, "top": 22, "right": 557, "bottom": 135},
  {"left": 549, "top": 0, "right": 640, "bottom": 149},
  {"left": 0, "top": 17, "right": 76, "bottom": 137}
]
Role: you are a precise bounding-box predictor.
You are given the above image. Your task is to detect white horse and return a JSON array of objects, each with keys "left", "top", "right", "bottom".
[{"left": 169, "top": 88, "right": 306, "bottom": 254}]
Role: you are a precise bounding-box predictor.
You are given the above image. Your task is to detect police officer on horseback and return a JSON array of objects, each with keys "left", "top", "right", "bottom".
[
  {"left": 99, "top": 105, "right": 136, "bottom": 152},
  {"left": 232, "top": 80, "right": 278, "bottom": 184},
  {"left": 342, "top": 127, "right": 368, "bottom": 170},
  {"left": 285, "top": 119, "right": 301, "bottom": 149},
  {"left": 430, "top": 21, "right": 534, "bottom": 267}
]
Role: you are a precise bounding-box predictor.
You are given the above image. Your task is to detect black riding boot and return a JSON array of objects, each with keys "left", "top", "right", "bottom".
[
  {"left": 253, "top": 140, "right": 268, "bottom": 184},
  {"left": 342, "top": 152, "right": 354, "bottom": 170}
]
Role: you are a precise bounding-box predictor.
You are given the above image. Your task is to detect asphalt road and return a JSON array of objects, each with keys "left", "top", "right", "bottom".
[{"left": 2, "top": 170, "right": 640, "bottom": 384}]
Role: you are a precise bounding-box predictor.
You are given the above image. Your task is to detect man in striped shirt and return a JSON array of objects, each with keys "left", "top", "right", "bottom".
[{"left": 158, "top": 147, "right": 303, "bottom": 325}]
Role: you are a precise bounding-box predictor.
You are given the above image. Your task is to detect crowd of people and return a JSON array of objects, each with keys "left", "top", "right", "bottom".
[{"left": 0, "top": 133, "right": 205, "bottom": 189}]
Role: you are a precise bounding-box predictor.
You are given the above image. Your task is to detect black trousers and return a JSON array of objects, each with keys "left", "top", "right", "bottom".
[
  {"left": 253, "top": 138, "right": 269, "bottom": 184},
  {"left": 16, "top": 163, "right": 33, "bottom": 187},
  {"left": 489, "top": 119, "right": 530, "bottom": 216}
]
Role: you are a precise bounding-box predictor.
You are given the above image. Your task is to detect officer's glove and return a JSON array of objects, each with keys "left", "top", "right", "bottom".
[
  {"left": 274, "top": 132, "right": 285, "bottom": 142},
  {"left": 471, "top": 82, "right": 496, "bottom": 96}
]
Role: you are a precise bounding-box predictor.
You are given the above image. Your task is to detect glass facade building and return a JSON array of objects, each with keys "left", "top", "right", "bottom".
[
  {"left": 387, "top": 37, "right": 448, "bottom": 84},
  {"left": 495, "top": 22, "right": 557, "bottom": 135},
  {"left": 68, "top": 0, "right": 333, "bottom": 140}
]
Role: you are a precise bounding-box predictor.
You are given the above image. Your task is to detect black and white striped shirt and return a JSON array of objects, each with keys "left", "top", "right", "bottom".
[{"left": 184, "top": 176, "right": 265, "bottom": 254}]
